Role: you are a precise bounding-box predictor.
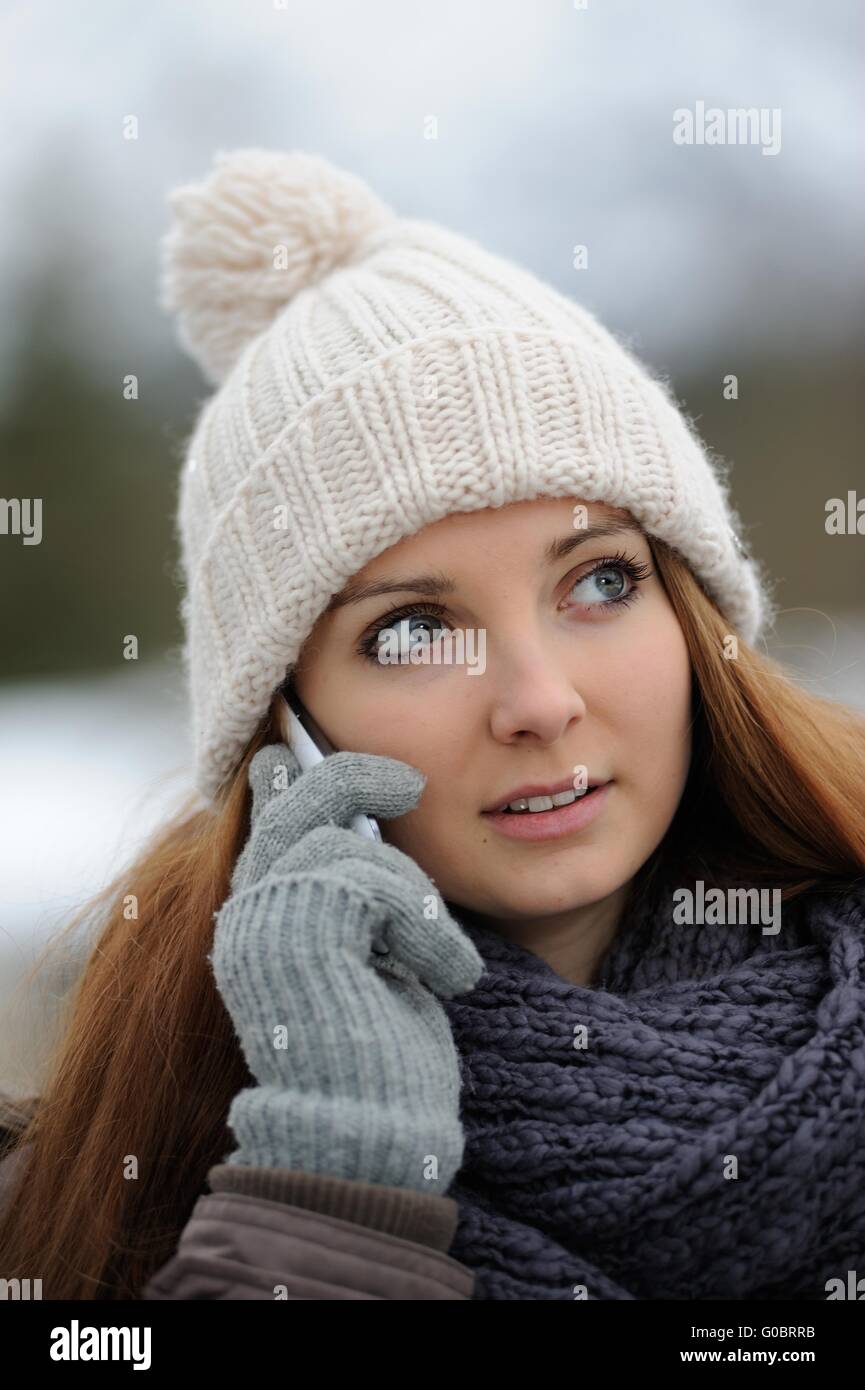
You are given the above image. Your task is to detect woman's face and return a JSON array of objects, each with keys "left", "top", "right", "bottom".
[{"left": 290, "top": 496, "right": 693, "bottom": 927}]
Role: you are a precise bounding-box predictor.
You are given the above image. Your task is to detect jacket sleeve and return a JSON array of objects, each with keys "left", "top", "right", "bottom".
[{"left": 141, "top": 1163, "right": 475, "bottom": 1300}]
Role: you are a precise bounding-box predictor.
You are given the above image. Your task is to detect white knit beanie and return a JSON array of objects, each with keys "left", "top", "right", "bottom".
[{"left": 159, "top": 147, "right": 774, "bottom": 806}]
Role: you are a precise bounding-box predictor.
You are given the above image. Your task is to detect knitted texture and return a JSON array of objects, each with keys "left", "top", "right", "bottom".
[
  {"left": 208, "top": 743, "right": 485, "bottom": 1193},
  {"left": 440, "top": 877, "right": 865, "bottom": 1300},
  {"left": 159, "top": 147, "right": 776, "bottom": 804}
]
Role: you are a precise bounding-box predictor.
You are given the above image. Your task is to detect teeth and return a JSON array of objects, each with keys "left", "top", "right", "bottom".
[{"left": 504, "top": 788, "right": 588, "bottom": 814}]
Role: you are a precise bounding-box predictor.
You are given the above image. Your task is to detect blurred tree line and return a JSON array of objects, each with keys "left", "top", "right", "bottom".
[{"left": 1, "top": 272, "right": 198, "bottom": 679}]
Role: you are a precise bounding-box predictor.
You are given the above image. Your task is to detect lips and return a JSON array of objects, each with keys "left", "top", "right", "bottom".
[
  {"left": 482, "top": 781, "right": 613, "bottom": 841},
  {"left": 483, "top": 775, "right": 607, "bottom": 815}
]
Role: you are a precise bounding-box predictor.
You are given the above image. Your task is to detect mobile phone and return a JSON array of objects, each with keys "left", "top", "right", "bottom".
[{"left": 274, "top": 680, "right": 382, "bottom": 842}]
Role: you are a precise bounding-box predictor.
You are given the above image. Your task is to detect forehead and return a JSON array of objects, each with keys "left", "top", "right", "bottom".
[
  {"left": 349, "top": 496, "right": 637, "bottom": 577},
  {"left": 317, "top": 497, "right": 646, "bottom": 626}
]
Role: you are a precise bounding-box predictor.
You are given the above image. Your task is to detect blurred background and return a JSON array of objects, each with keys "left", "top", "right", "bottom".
[{"left": 1, "top": 0, "right": 863, "bottom": 1093}]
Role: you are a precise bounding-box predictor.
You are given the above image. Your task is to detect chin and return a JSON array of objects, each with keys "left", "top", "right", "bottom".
[{"left": 485, "top": 874, "right": 623, "bottom": 919}]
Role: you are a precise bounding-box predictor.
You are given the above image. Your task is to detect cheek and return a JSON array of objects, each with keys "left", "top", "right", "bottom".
[
  {"left": 616, "top": 601, "right": 690, "bottom": 711},
  {"left": 611, "top": 621, "right": 693, "bottom": 797},
  {"left": 378, "top": 767, "right": 466, "bottom": 888},
  {"left": 374, "top": 707, "right": 475, "bottom": 859},
  {"left": 363, "top": 704, "right": 465, "bottom": 773}
]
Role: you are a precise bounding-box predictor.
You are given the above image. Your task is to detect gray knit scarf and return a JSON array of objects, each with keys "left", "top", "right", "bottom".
[{"left": 440, "top": 876, "right": 865, "bottom": 1300}]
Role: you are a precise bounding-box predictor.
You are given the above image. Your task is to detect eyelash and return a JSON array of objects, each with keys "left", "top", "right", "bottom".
[{"left": 354, "top": 549, "right": 654, "bottom": 663}]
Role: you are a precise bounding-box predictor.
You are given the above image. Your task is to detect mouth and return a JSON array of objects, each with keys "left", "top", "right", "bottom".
[
  {"left": 482, "top": 776, "right": 610, "bottom": 815},
  {"left": 481, "top": 781, "right": 613, "bottom": 841}
]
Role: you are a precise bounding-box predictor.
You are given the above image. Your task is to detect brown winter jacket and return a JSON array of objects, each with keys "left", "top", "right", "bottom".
[{"left": 0, "top": 1093, "right": 475, "bottom": 1299}]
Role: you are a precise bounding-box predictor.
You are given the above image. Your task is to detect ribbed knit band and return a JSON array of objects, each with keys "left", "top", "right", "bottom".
[{"left": 160, "top": 150, "right": 775, "bottom": 804}]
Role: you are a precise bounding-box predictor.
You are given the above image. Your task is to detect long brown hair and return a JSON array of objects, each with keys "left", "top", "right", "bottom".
[{"left": 2, "top": 538, "right": 865, "bottom": 1298}]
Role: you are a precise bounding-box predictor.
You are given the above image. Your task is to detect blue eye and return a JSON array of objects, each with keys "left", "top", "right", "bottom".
[
  {"left": 369, "top": 612, "right": 449, "bottom": 662},
  {"left": 355, "top": 550, "right": 653, "bottom": 664},
  {"left": 561, "top": 550, "right": 653, "bottom": 613}
]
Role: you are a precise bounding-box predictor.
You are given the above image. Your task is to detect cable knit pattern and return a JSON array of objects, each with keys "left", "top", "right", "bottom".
[
  {"left": 440, "top": 878, "right": 865, "bottom": 1300},
  {"left": 159, "top": 148, "right": 776, "bottom": 804}
]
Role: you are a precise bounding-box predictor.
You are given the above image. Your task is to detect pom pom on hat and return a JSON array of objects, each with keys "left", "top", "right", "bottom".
[{"left": 158, "top": 147, "right": 397, "bottom": 385}]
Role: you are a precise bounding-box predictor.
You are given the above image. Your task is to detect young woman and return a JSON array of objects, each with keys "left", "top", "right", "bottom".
[{"left": 1, "top": 149, "right": 864, "bottom": 1301}]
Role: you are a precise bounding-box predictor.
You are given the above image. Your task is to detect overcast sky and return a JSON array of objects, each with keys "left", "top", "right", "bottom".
[{"left": 1, "top": 0, "right": 863, "bottom": 389}]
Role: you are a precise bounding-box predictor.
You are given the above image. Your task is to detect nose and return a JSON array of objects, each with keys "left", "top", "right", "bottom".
[{"left": 485, "top": 628, "right": 588, "bottom": 745}]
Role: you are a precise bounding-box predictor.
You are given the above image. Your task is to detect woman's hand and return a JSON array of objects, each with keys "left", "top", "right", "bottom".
[{"left": 209, "top": 742, "right": 485, "bottom": 1195}]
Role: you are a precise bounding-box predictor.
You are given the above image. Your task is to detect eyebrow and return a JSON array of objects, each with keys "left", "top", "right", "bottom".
[{"left": 324, "top": 520, "right": 646, "bottom": 612}]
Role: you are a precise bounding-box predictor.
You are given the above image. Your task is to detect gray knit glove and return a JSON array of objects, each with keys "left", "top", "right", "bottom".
[{"left": 209, "top": 741, "right": 485, "bottom": 1195}]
